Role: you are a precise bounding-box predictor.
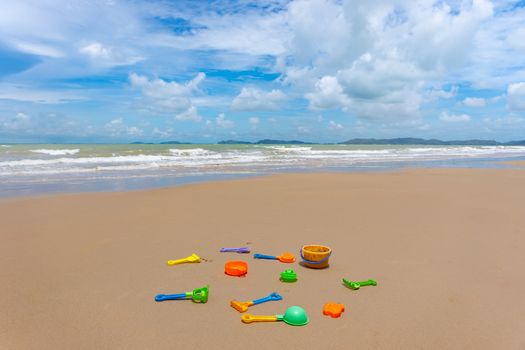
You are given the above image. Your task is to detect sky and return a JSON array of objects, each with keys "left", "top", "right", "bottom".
[{"left": 1, "top": 0, "right": 525, "bottom": 143}]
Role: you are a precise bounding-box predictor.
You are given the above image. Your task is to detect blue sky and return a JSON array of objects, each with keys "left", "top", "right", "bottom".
[{"left": 1, "top": 0, "right": 525, "bottom": 143}]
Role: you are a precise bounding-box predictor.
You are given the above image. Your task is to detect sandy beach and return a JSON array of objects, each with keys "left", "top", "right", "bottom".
[{"left": 1, "top": 168, "right": 525, "bottom": 349}]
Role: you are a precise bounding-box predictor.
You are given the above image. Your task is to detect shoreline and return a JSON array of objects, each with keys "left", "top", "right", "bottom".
[
  {"left": 502, "top": 160, "right": 525, "bottom": 167},
  {"left": 3, "top": 154, "right": 525, "bottom": 200},
  {"left": 2, "top": 168, "right": 525, "bottom": 349},
  {"left": 3, "top": 143, "right": 525, "bottom": 199}
]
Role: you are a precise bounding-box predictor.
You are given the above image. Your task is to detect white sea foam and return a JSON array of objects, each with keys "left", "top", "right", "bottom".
[
  {"left": 264, "top": 145, "right": 313, "bottom": 152},
  {"left": 1, "top": 146, "right": 525, "bottom": 177},
  {"left": 1, "top": 145, "right": 11, "bottom": 148},
  {"left": 169, "top": 148, "right": 213, "bottom": 156},
  {"left": 31, "top": 149, "right": 80, "bottom": 156}
]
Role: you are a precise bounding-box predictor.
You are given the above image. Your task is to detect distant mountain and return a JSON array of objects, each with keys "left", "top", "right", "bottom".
[
  {"left": 218, "top": 140, "right": 253, "bottom": 144},
  {"left": 159, "top": 141, "right": 192, "bottom": 144},
  {"left": 131, "top": 138, "right": 525, "bottom": 146},
  {"left": 339, "top": 138, "right": 511, "bottom": 145},
  {"left": 504, "top": 140, "right": 525, "bottom": 145},
  {"left": 256, "top": 139, "right": 312, "bottom": 144}
]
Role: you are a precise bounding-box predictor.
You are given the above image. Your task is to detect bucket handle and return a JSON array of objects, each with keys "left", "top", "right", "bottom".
[{"left": 299, "top": 247, "right": 332, "bottom": 264}]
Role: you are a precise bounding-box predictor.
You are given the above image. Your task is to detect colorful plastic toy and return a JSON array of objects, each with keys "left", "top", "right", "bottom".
[
  {"left": 241, "top": 306, "right": 309, "bottom": 326},
  {"left": 230, "top": 292, "right": 282, "bottom": 313},
  {"left": 280, "top": 269, "right": 297, "bottom": 282},
  {"left": 300, "top": 244, "right": 332, "bottom": 269},
  {"left": 343, "top": 278, "right": 377, "bottom": 290},
  {"left": 220, "top": 247, "right": 250, "bottom": 253},
  {"left": 323, "top": 302, "right": 345, "bottom": 318},
  {"left": 166, "top": 253, "right": 201, "bottom": 266},
  {"left": 224, "top": 261, "right": 248, "bottom": 276},
  {"left": 155, "top": 285, "right": 209, "bottom": 303},
  {"left": 253, "top": 252, "right": 295, "bottom": 263}
]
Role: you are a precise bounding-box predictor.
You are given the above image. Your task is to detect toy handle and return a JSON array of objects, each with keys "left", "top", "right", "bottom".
[
  {"left": 253, "top": 253, "right": 277, "bottom": 260},
  {"left": 167, "top": 258, "right": 187, "bottom": 265},
  {"left": 221, "top": 247, "right": 250, "bottom": 253},
  {"left": 241, "top": 314, "right": 278, "bottom": 323},
  {"left": 154, "top": 293, "right": 187, "bottom": 302},
  {"left": 252, "top": 292, "right": 283, "bottom": 305}
]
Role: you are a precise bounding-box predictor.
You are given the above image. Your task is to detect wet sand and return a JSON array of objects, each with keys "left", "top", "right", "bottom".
[
  {"left": 504, "top": 160, "right": 525, "bottom": 167},
  {"left": 1, "top": 169, "right": 525, "bottom": 349}
]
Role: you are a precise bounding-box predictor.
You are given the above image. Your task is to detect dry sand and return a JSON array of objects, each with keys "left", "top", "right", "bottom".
[{"left": 1, "top": 169, "right": 525, "bottom": 349}]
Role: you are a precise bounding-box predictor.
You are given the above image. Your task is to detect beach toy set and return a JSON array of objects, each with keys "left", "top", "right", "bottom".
[{"left": 156, "top": 243, "right": 378, "bottom": 326}]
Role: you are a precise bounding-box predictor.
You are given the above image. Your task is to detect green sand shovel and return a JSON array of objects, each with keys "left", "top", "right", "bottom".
[
  {"left": 343, "top": 278, "right": 377, "bottom": 290},
  {"left": 241, "top": 306, "right": 309, "bottom": 326},
  {"left": 155, "top": 285, "right": 209, "bottom": 303}
]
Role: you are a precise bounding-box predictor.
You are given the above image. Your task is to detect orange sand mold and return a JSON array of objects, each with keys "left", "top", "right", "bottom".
[{"left": 323, "top": 302, "right": 345, "bottom": 318}]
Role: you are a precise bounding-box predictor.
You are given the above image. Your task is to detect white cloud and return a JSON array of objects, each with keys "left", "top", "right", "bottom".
[
  {"left": 1, "top": 112, "right": 31, "bottom": 131},
  {"left": 130, "top": 73, "right": 205, "bottom": 120},
  {"left": 11, "top": 41, "right": 64, "bottom": 58},
  {"left": 507, "top": 82, "right": 525, "bottom": 111},
  {"left": 285, "top": 0, "right": 494, "bottom": 121},
  {"left": 130, "top": 72, "right": 204, "bottom": 102},
  {"left": 483, "top": 115, "right": 524, "bottom": 127},
  {"left": 152, "top": 127, "right": 173, "bottom": 138},
  {"left": 466, "top": 5, "right": 525, "bottom": 88},
  {"left": 463, "top": 95, "right": 503, "bottom": 107},
  {"left": 249, "top": 117, "right": 260, "bottom": 129},
  {"left": 0, "top": 112, "right": 94, "bottom": 140},
  {"left": 150, "top": 3, "right": 290, "bottom": 58},
  {"left": 463, "top": 97, "right": 486, "bottom": 107},
  {"left": 506, "top": 27, "right": 525, "bottom": 51},
  {"left": 80, "top": 42, "right": 112, "bottom": 60},
  {"left": 427, "top": 86, "right": 458, "bottom": 100},
  {"left": 297, "top": 125, "right": 310, "bottom": 134},
  {"left": 79, "top": 42, "right": 143, "bottom": 67},
  {"left": 216, "top": 113, "right": 234, "bottom": 128},
  {"left": 231, "top": 87, "right": 287, "bottom": 111},
  {"left": 175, "top": 106, "right": 202, "bottom": 122},
  {"left": 104, "top": 118, "right": 143, "bottom": 136},
  {"left": 440, "top": 111, "right": 471, "bottom": 122},
  {"left": 0, "top": 0, "right": 149, "bottom": 80},
  {"left": 3, "top": 0, "right": 525, "bottom": 140},
  {"left": 305, "top": 76, "right": 350, "bottom": 111},
  {"left": 328, "top": 120, "right": 343, "bottom": 130},
  {"left": 0, "top": 83, "right": 85, "bottom": 104},
  {"left": 126, "top": 126, "right": 143, "bottom": 136}
]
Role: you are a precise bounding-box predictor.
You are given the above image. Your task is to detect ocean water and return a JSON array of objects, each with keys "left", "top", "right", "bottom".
[{"left": 1, "top": 143, "right": 525, "bottom": 197}]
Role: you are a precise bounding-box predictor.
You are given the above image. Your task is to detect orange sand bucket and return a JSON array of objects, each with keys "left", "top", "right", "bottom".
[{"left": 300, "top": 245, "right": 332, "bottom": 269}]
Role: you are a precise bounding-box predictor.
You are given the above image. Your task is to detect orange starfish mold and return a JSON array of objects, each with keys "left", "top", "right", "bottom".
[{"left": 322, "top": 302, "right": 345, "bottom": 318}]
